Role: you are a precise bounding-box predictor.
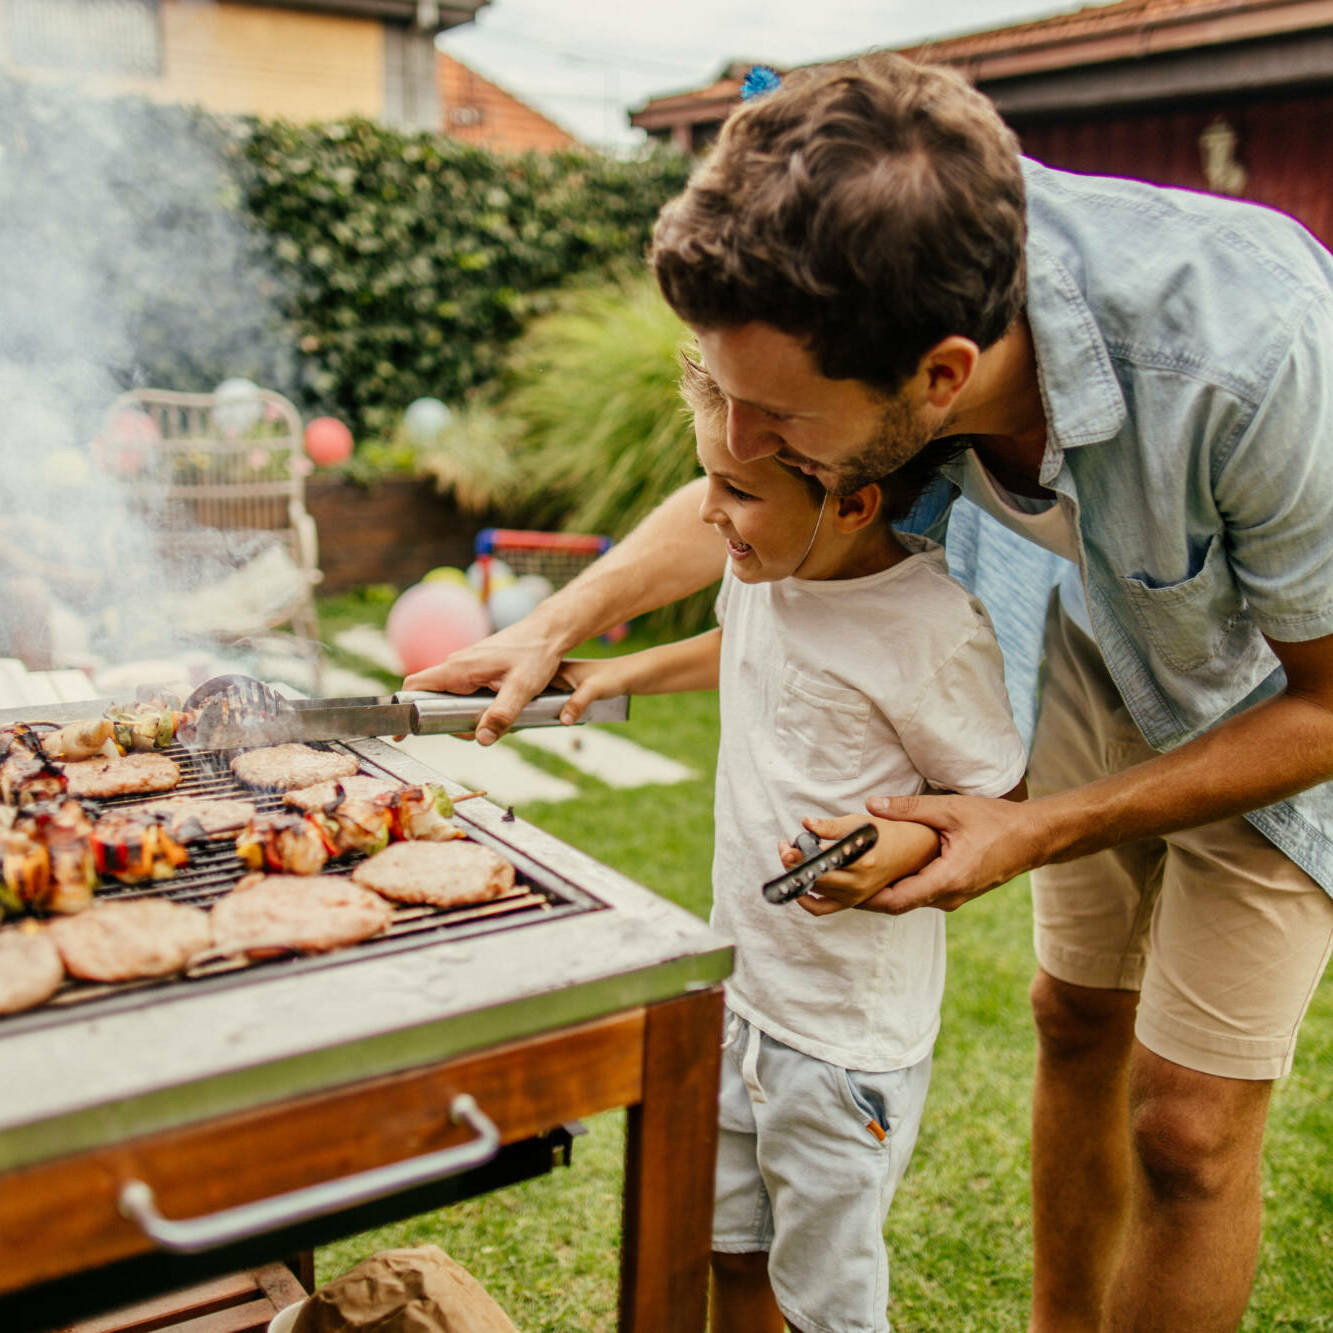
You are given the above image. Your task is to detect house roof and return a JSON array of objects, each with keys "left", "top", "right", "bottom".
[
  {"left": 437, "top": 52, "right": 580, "bottom": 152},
  {"left": 245, "top": 1, "right": 490, "bottom": 33},
  {"left": 899, "top": 0, "right": 1333, "bottom": 84},
  {"left": 630, "top": 0, "right": 1333, "bottom": 131}
]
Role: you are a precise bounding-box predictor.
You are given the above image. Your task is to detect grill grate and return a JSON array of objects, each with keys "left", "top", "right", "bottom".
[{"left": 7, "top": 738, "right": 605, "bottom": 1033}]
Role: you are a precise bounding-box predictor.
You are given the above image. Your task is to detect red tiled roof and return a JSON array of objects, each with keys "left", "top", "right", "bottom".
[
  {"left": 436, "top": 52, "right": 580, "bottom": 153},
  {"left": 901, "top": 0, "right": 1332, "bottom": 80},
  {"left": 632, "top": 0, "right": 1333, "bottom": 124}
]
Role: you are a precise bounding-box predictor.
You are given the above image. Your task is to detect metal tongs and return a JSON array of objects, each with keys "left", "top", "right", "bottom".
[{"left": 178, "top": 673, "right": 629, "bottom": 751}]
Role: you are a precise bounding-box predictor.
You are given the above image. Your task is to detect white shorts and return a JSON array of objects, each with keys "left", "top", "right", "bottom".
[{"left": 712, "top": 1009, "right": 932, "bottom": 1333}]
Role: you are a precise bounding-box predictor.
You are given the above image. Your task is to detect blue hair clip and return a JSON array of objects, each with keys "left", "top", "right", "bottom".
[{"left": 740, "top": 65, "right": 781, "bottom": 101}]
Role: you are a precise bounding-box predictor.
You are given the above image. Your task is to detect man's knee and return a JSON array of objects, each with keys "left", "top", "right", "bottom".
[
  {"left": 1030, "top": 969, "right": 1137, "bottom": 1060},
  {"left": 1128, "top": 1060, "right": 1271, "bottom": 1203}
]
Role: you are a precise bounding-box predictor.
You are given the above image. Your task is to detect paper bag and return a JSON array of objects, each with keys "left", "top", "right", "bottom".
[{"left": 292, "top": 1244, "right": 519, "bottom": 1333}]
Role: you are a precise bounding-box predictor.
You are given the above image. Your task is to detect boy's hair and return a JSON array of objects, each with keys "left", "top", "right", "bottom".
[{"left": 652, "top": 54, "right": 1027, "bottom": 398}]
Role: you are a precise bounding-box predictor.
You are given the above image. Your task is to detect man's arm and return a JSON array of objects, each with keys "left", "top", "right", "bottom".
[
  {"left": 403, "top": 480, "right": 721, "bottom": 742},
  {"left": 865, "top": 631, "right": 1333, "bottom": 912}
]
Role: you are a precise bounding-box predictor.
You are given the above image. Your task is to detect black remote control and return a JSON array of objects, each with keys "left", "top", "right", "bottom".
[{"left": 761, "top": 823, "right": 879, "bottom": 904}]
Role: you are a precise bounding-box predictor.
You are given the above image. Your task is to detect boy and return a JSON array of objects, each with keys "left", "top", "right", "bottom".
[{"left": 556, "top": 359, "right": 1026, "bottom": 1333}]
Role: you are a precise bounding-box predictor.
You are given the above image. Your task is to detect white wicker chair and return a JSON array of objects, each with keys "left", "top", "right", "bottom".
[{"left": 101, "top": 387, "right": 323, "bottom": 686}]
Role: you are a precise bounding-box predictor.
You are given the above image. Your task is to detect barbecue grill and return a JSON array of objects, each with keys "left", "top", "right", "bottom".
[{"left": 0, "top": 698, "right": 732, "bottom": 1331}]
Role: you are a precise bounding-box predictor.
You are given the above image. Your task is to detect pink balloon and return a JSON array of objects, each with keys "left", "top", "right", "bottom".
[
  {"left": 386, "top": 582, "right": 490, "bottom": 675},
  {"left": 304, "top": 416, "right": 354, "bottom": 466},
  {"left": 92, "top": 408, "right": 160, "bottom": 476}
]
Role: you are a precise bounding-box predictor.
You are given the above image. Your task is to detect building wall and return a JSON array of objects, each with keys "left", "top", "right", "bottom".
[
  {"left": 437, "top": 52, "right": 577, "bottom": 153},
  {"left": 160, "top": 1, "right": 385, "bottom": 120},
  {"left": 1, "top": 0, "right": 387, "bottom": 122},
  {"left": 1014, "top": 89, "right": 1333, "bottom": 247}
]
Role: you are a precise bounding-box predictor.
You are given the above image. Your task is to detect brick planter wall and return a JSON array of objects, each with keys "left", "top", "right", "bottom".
[{"left": 305, "top": 476, "right": 499, "bottom": 595}]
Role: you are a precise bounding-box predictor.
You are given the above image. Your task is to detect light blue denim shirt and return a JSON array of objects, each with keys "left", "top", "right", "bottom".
[{"left": 912, "top": 159, "right": 1333, "bottom": 894}]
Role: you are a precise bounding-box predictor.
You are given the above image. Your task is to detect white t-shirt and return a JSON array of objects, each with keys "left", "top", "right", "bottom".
[{"left": 711, "top": 533, "right": 1028, "bottom": 1071}]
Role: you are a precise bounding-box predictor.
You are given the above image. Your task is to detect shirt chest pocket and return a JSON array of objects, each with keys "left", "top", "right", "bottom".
[
  {"left": 773, "top": 663, "right": 871, "bottom": 783},
  {"left": 1117, "top": 532, "right": 1256, "bottom": 673}
]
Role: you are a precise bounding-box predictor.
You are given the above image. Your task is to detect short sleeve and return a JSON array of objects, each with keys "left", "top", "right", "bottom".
[
  {"left": 895, "top": 624, "right": 1029, "bottom": 798},
  {"left": 714, "top": 566, "right": 734, "bottom": 628},
  {"left": 1219, "top": 296, "right": 1333, "bottom": 641}
]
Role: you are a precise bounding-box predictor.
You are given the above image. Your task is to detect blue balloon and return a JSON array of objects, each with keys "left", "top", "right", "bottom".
[{"left": 403, "top": 397, "right": 452, "bottom": 444}]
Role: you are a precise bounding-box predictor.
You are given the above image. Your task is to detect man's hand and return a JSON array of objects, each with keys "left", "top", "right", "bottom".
[
  {"left": 403, "top": 619, "right": 565, "bottom": 745},
  {"left": 856, "top": 792, "right": 1045, "bottom": 913},
  {"left": 775, "top": 814, "right": 940, "bottom": 917}
]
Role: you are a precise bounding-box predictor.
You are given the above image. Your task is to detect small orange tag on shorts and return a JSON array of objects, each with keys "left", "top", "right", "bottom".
[{"left": 866, "top": 1119, "right": 887, "bottom": 1142}]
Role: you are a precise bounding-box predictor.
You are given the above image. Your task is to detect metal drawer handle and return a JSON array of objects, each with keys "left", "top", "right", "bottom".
[{"left": 118, "top": 1093, "right": 499, "bottom": 1254}]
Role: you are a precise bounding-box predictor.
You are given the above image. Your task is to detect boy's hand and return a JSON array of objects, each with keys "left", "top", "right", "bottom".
[
  {"left": 776, "top": 815, "right": 941, "bottom": 917},
  {"left": 551, "top": 658, "right": 630, "bottom": 726}
]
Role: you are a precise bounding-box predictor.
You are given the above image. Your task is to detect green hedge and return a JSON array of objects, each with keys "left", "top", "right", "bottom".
[
  {"left": 234, "top": 120, "right": 690, "bottom": 433},
  {"left": 0, "top": 75, "right": 690, "bottom": 436}
]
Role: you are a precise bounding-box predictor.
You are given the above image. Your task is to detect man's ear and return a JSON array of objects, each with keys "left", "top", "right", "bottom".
[
  {"left": 917, "top": 335, "right": 979, "bottom": 409},
  {"left": 833, "top": 483, "right": 884, "bottom": 534}
]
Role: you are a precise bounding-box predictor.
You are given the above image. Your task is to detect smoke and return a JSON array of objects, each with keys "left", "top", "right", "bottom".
[{"left": 0, "top": 73, "right": 308, "bottom": 688}]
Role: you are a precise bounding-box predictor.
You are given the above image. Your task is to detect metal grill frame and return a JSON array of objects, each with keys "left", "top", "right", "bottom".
[{"left": 2, "top": 733, "right": 605, "bottom": 1036}]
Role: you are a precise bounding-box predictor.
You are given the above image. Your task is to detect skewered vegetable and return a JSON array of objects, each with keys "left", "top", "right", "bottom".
[
  {"left": 41, "top": 718, "right": 116, "bottom": 762},
  {"left": 236, "top": 810, "right": 337, "bottom": 876},
  {"left": 315, "top": 783, "right": 393, "bottom": 857},
  {"left": 377, "top": 783, "right": 464, "bottom": 843},
  {"left": 1, "top": 749, "right": 69, "bottom": 807},
  {"left": 2, "top": 799, "right": 98, "bottom": 915},
  {"left": 104, "top": 702, "right": 183, "bottom": 753},
  {"left": 91, "top": 810, "right": 191, "bottom": 883}
]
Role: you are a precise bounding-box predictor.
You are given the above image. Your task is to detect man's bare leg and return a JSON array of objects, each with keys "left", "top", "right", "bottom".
[
  {"left": 710, "top": 1250, "right": 789, "bottom": 1332},
  {"left": 1105, "top": 1047, "right": 1270, "bottom": 1332},
  {"left": 1029, "top": 970, "right": 1139, "bottom": 1332}
]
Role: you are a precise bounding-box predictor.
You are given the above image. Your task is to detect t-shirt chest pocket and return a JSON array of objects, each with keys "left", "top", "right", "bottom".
[{"left": 773, "top": 662, "right": 870, "bottom": 782}]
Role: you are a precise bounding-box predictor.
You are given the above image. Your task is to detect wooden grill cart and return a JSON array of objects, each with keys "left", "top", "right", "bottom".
[{"left": 0, "top": 716, "right": 732, "bottom": 1331}]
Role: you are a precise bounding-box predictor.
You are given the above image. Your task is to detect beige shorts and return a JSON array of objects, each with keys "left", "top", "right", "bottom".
[{"left": 1028, "top": 597, "right": 1333, "bottom": 1081}]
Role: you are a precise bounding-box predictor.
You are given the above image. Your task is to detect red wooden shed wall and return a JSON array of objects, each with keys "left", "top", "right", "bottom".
[{"left": 1015, "top": 90, "right": 1333, "bottom": 248}]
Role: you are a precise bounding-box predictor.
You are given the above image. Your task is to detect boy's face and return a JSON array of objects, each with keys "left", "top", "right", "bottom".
[
  {"left": 697, "top": 322, "right": 937, "bottom": 496},
  {"left": 695, "top": 414, "right": 824, "bottom": 583}
]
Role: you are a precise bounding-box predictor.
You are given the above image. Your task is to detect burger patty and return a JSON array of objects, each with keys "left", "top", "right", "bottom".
[
  {"left": 62, "top": 752, "right": 181, "bottom": 800},
  {"left": 139, "top": 796, "right": 257, "bottom": 841},
  {"left": 283, "top": 774, "right": 403, "bottom": 813},
  {"left": 211, "top": 874, "right": 394, "bottom": 955},
  {"left": 49, "top": 899, "right": 211, "bottom": 982},
  {"left": 0, "top": 925, "right": 64, "bottom": 1014},
  {"left": 230, "top": 744, "right": 359, "bottom": 792},
  {"left": 351, "top": 840, "right": 516, "bottom": 908}
]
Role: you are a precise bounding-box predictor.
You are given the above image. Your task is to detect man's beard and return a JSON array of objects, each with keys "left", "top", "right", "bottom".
[{"left": 821, "top": 395, "right": 951, "bottom": 497}]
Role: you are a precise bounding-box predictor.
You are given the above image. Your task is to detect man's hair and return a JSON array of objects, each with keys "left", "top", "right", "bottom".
[{"left": 652, "top": 53, "right": 1027, "bottom": 396}]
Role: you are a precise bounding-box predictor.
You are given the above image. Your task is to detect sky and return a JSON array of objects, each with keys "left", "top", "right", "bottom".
[{"left": 438, "top": 0, "right": 1119, "bottom": 151}]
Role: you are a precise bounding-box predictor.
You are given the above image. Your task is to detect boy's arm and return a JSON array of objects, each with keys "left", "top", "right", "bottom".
[
  {"left": 404, "top": 481, "right": 721, "bottom": 743},
  {"left": 555, "top": 629, "right": 722, "bottom": 724},
  {"left": 786, "top": 780, "right": 1025, "bottom": 916}
]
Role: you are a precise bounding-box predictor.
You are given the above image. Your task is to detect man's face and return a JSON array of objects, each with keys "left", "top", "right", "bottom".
[{"left": 696, "top": 322, "right": 940, "bottom": 496}]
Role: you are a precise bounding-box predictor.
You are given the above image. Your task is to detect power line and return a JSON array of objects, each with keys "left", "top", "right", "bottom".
[{"left": 442, "top": 19, "right": 715, "bottom": 76}]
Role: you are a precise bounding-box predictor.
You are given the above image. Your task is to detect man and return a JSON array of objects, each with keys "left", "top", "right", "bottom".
[{"left": 407, "top": 55, "right": 1333, "bottom": 1331}]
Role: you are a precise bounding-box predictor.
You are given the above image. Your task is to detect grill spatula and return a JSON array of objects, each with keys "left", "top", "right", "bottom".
[{"left": 179, "top": 674, "right": 628, "bottom": 750}]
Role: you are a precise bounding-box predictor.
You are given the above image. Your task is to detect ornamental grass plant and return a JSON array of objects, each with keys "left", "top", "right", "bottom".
[{"left": 416, "top": 274, "right": 718, "bottom": 638}]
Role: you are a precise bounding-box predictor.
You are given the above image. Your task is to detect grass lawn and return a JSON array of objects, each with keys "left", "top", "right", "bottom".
[{"left": 314, "top": 602, "right": 1333, "bottom": 1330}]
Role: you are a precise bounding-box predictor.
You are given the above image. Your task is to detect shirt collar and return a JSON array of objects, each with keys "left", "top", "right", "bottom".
[{"left": 1025, "top": 232, "right": 1126, "bottom": 471}]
